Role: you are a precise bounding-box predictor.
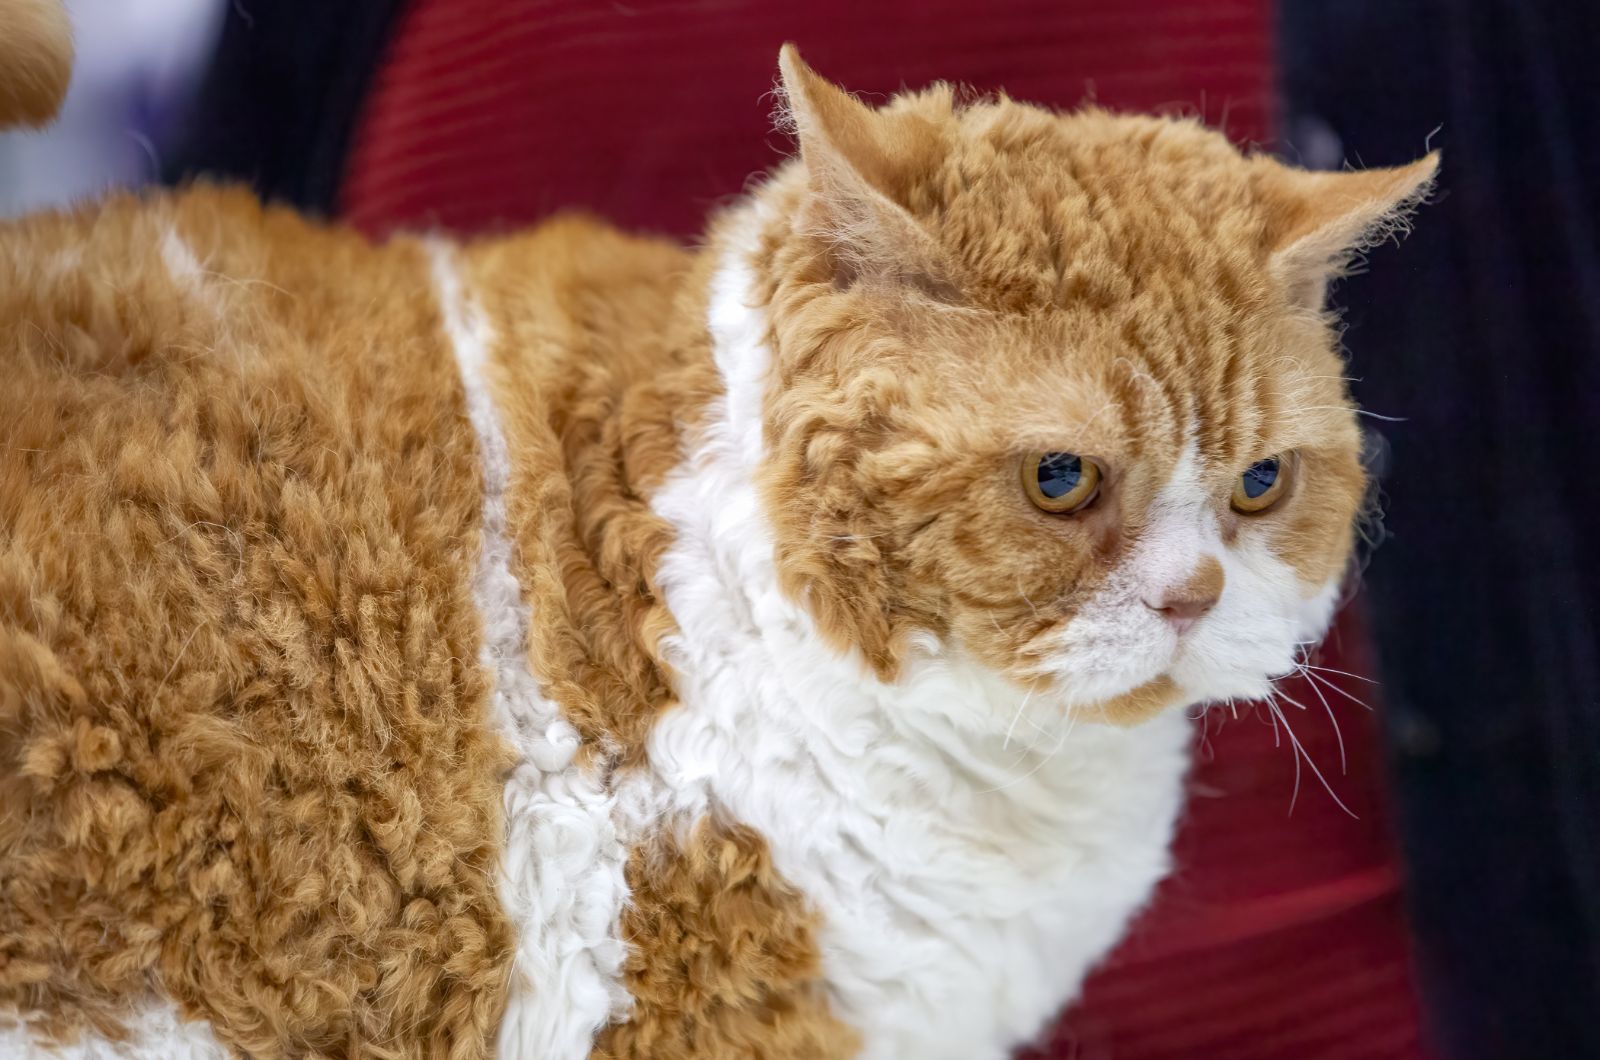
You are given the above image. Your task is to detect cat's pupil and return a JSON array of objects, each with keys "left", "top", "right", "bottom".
[
  {"left": 1037, "top": 452, "right": 1083, "bottom": 499},
  {"left": 1241, "top": 457, "right": 1280, "bottom": 499}
]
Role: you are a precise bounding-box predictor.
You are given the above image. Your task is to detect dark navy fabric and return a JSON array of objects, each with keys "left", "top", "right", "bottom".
[{"left": 1282, "top": 3, "right": 1600, "bottom": 1057}]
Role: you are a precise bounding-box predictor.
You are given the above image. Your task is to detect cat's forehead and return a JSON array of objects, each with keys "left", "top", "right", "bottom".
[
  {"left": 879, "top": 288, "right": 1350, "bottom": 477},
  {"left": 768, "top": 61, "right": 1426, "bottom": 484},
  {"left": 909, "top": 103, "right": 1274, "bottom": 311},
  {"left": 942, "top": 103, "right": 1259, "bottom": 219}
]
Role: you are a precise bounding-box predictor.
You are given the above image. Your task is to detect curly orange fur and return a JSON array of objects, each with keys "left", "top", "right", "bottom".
[{"left": 0, "top": 188, "right": 514, "bottom": 1057}]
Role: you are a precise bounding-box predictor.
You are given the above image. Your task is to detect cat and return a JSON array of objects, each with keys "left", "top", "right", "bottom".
[{"left": 0, "top": 5, "right": 1434, "bottom": 1057}]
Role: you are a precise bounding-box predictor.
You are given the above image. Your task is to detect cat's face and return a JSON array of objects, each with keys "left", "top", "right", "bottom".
[{"left": 754, "top": 49, "right": 1434, "bottom": 726}]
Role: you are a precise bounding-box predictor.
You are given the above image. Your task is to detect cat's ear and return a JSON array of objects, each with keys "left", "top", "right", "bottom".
[
  {"left": 777, "top": 44, "right": 952, "bottom": 291},
  {"left": 1255, "top": 153, "right": 1440, "bottom": 309}
]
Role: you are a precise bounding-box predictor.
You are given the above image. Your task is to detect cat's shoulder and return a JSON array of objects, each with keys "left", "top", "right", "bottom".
[{"left": 461, "top": 212, "right": 691, "bottom": 303}]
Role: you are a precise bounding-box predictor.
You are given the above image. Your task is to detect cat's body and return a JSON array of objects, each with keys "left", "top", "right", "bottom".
[
  {"left": 0, "top": 18, "right": 1434, "bottom": 1059},
  {"left": 0, "top": 178, "right": 1186, "bottom": 1060}
]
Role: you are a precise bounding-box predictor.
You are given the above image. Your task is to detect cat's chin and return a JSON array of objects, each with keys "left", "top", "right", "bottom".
[
  {"left": 1164, "top": 659, "right": 1273, "bottom": 710},
  {"left": 1065, "top": 666, "right": 1285, "bottom": 726},
  {"left": 971, "top": 627, "right": 1324, "bottom": 730}
]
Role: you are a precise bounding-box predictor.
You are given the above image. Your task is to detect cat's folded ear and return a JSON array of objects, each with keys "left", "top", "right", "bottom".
[
  {"left": 1254, "top": 152, "right": 1440, "bottom": 309},
  {"left": 777, "top": 44, "right": 955, "bottom": 294}
]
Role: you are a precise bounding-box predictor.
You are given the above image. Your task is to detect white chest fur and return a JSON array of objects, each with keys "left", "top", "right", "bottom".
[{"left": 627, "top": 235, "right": 1193, "bottom": 1059}]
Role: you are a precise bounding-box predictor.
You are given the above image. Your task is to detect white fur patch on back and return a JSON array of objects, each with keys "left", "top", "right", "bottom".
[
  {"left": 428, "top": 243, "right": 631, "bottom": 1060},
  {"left": 625, "top": 211, "right": 1193, "bottom": 1060},
  {"left": 0, "top": 1001, "right": 226, "bottom": 1059}
]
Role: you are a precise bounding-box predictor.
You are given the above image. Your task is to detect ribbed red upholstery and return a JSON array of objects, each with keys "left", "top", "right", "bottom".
[
  {"left": 341, "top": 4, "right": 1432, "bottom": 1056},
  {"left": 343, "top": 0, "right": 1275, "bottom": 239}
]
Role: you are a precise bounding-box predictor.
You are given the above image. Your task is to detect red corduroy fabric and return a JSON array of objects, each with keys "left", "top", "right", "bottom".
[
  {"left": 342, "top": 0, "right": 1275, "bottom": 240},
  {"left": 340, "top": 4, "right": 1433, "bottom": 1056}
]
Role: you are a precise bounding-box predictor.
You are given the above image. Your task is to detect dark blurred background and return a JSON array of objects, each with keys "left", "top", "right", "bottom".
[
  {"left": 1282, "top": 5, "right": 1600, "bottom": 1057},
  {"left": 3, "top": 2, "right": 1595, "bottom": 1058}
]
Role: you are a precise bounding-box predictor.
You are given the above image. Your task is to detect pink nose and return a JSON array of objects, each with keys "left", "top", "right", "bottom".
[
  {"left": 1144, "top": 593, "right": 1218, "bottom": 635},
  {"left": 1144, "top": 557, "right": 1224, "bottom": 635}
]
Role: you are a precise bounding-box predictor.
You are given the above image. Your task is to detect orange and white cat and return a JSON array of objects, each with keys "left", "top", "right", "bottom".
[{"left": 0, "top": 5, "right": 1433, "bottom": 1058}]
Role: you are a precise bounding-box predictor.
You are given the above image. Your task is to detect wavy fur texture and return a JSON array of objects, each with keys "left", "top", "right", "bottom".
[
  {"left": 0, "top": 190, "right": 512, "bottom": 1057},
  {"left": 0, "top": 46, "right": 1434, "bottom": 1060}
]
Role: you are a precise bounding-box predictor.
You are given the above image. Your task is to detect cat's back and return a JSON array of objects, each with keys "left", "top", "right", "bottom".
[
  {"left": 0, "top": 188, "right": 481, "bottom": 661},
  {"left": 0, "top": 186, "right": 660, "bottom": 1055}
]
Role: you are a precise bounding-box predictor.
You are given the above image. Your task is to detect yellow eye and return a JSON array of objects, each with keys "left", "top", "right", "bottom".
[
  {"left": 1232, "top": 454, "right": 1291, "bottom": 513},
  {"left": 1022, "top": 451, "right": 1102, "bottom": 513}
]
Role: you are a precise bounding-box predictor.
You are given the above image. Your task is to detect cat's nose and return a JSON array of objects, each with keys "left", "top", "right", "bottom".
[
  {"left": 1144, "top": 557, "right": 1224, "bottom": 635},
  {"left": 1145, "top": 593, "right": 1218, "bottom": 635}
]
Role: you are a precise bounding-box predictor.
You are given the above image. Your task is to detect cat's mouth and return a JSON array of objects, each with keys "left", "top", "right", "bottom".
[
  {"left": 1076, "top": 661, "right": 1285, "bottom": 726},
  {"left": 992, "top": 597, "right": 1321, "bottom": 729},
  {"left": 1048, "top": 635, "right": 1290, "bottom": 726}
]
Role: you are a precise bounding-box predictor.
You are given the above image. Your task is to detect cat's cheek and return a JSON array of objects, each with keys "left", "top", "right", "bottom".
[
  {"left": 1293, "top": 578, "right": 1344, "bottom": 647},
  {"left": 1173, "top": 575, "right": 1341, "bottom": 706}
]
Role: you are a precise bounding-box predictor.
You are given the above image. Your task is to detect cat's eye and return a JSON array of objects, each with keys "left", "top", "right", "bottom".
[
  {"left": 1022, "top": 451, "right": 1102, "bottom": 514},
  {"left": 1231, "top": 455, "right": 1291, "bottom": 514}
]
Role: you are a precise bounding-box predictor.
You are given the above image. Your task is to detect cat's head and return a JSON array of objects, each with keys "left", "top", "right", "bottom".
[{"left": 737, "top": 47, "right": 1434, "bottom": 726}]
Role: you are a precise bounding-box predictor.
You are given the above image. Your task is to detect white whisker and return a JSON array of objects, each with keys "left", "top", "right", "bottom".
[
  {"left": 1286, "top": 675, "right": 1346, "bottom": 775},
  {"left": 1295, "top": 404, "right": 1408, "bottom": 423},
  {"left": 1002, "top": 688, "right": 1035, "bottom": 751},
  {"left": 979, "top": 722, "right": 1072, "bottom": 795},
  {"left": 1266, "top": 698, "right": 1301, "bottom": 812},
  {"left": 1302, "top": 667, "right": 1374, "bottom": 712},
  {"left": 1015, "top": 577, "right": 1041, "bottom": 619},
  {"left": 1299, "top": 661, "right": 1379, "bottom": 685},
  {"left": 1268, "top": 692, "right": 1357, "bottom": 819}
]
